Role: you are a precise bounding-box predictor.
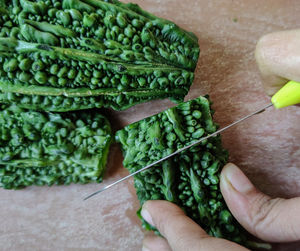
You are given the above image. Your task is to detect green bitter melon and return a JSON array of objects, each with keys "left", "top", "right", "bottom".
[
  {"left": 116, "top": 96, "right": 270, "bottom": 249},
  {"left": 0, "top": 105, "right": 112, "bottom": 189},
  {"left": 0, "top": 0, "right": 199, "bottom": 111}
]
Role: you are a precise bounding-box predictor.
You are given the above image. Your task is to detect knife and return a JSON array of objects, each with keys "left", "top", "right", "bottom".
[{"left": 84, "top": 80, "right": 300, "bottom": 201}]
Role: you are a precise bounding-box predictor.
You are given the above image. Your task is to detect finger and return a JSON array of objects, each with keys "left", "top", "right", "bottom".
[
  {"left": 143, "top": 234, "right": 171, "bottom": 251},
  {"left": 141, "top": 200, "right": 248, "bottom": 251},
  {"left": 255, "top": 29, "right": 300, "bottom": 95},
  {"left": 220, "top": 163, "right": 300, "bottom": 242}
]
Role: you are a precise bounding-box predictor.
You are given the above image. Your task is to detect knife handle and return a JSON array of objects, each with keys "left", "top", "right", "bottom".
[{"left": 271, "top": 80, "right": 300, "bottom": 108}]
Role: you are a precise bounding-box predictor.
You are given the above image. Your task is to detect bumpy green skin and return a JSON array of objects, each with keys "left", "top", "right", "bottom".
[
  {"left": 0, "top": 0, "right": 199, "bottom": 112},
  {"left": 116, "top": 96, "right": 269, "bottom": 249},
  {"left": 0, "top": 105, "right": 112, "bottom": 189}
]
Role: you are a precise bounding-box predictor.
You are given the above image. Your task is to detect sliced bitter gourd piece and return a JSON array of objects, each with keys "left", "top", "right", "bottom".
[
  {"left": 0, "top": 105, "right": 112, "bottom": 189},
  {"left": 0, "top": 0, "right": 199, "bottom": 111},
  {"left": 116, "top": 96, "right": 270, "bottom": 250}
]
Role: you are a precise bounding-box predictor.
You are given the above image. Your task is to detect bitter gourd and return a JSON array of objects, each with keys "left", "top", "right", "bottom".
[
  {"left": 116, "top": 96, "right": 270, "bottom": 249},
  {"left": 0, "top": 0, "right": 199, "bottom": 112},
  {"left": 0, "top": 105, "right": 112, "bottom": 189}
]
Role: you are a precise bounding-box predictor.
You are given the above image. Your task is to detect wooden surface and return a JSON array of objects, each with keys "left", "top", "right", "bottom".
[{"left": 1, "top": 0, "right": 300, "bottom": 250}]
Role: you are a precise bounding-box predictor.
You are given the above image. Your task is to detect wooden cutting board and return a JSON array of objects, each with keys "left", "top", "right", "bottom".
[{"left": 0, "top": 1, "right": 299, "bottom": 250}]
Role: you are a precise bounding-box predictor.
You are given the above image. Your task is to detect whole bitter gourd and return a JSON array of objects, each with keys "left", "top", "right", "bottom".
[
  {"left": 0, "top": 105, "right": 112, "bottom": 189},
  {"left": 0, "top": 0, "right": 199, "bottom": 112},
  {"left": 116, "top": 96, "right": 270, "bottom": 249}
]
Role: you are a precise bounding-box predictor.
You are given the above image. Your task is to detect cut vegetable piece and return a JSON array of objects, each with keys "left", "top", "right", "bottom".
[
  {"left": 0, "top": 0, "right": 199, "bottom": 111},
  {"left": 116, "top": 96, "right": 270, "bottom": 249},
  {"left": 0, "top": 105, "right": 112, "bottom": 189}
]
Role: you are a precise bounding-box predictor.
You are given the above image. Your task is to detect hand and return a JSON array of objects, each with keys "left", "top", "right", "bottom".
[
  {"left": 141, "top": 163, "right": 300, "bottom": 251},
  {"left": 255, "top": 29, "right": 300, "bottom": 96}
]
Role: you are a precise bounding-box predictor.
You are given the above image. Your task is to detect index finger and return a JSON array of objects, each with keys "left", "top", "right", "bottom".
[
  {"left": 141, "top": 200, "right": 248, "bottom": 251},
  {"left": 255, "top": 29, "right": 300, "bottom": 96}
]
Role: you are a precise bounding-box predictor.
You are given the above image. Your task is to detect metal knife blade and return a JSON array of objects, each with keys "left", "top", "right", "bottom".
[{"left": 84, "top": 103, "right": 273, "bottom": 201}]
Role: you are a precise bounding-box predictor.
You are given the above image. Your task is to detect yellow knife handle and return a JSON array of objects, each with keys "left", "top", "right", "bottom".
[{"left": 271, "top": 80, "right": 300, "bottom": 109}]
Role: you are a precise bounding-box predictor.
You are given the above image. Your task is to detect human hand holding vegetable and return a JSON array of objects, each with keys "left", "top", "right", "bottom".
[{"left": 141, "top": 30, "right": 300, "bottom": 251}]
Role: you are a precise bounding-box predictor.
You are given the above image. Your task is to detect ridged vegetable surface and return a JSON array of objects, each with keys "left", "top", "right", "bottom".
[
  {"left": 0, "top": 0, "right": 199, "bottom": 112},
  {"left": 116, "top": 96, "right": 269, "bottom": 249},
  {"left": 0, "top": 105, "right": 112, "bottom": 189}
]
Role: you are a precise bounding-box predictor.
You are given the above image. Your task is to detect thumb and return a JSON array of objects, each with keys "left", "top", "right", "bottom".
[
  {"left": 141, "top": 200, "right": 247, "bottom": 251},
  {"left": 220, "top": 163, "right": 300, "bottom": 242},
  {"left": 255, "top": 29, "right": 300, "bottom": 96}
]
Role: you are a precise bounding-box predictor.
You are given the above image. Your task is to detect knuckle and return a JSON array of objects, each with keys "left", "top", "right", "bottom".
[
  {"left": 249, "top": 195, "right": 283, "bottom": 235},
  {"left": 155, "top": 212, "right": 178, "bottom": 236},
  {"left": 155, "top": 217, "right": 168, "bottom": 235},
  {"left": 175, "top": 233, "right": 190, "bottom": 247},
  {"left": 175, "top": 233, "right": 210, "bottom": 251}
]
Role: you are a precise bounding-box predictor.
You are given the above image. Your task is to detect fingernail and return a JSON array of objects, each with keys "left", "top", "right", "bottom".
[
  {"left": 223, "top": 163, "right": 254, "bottom": 194},
  {"left": 141, "top": 207, "right": 154, "bottom": 226}
]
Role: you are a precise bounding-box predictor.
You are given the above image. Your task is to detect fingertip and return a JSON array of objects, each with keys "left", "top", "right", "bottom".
[
  {"left": 141, "top": 204, "right": 154, "bottom": 226},
  {"left": 220, "top": 163, "right": 257, "bottom": 231},
  {"left": 255, "top": 30, "right": 300, "bottom": 96},
  {"left": 221, "top": 163, "right": 239, "bottom": 175},
  {"left": 221, "top": 163, "right": 255, "bottom": 195},
  {"left": 220, "top": 163, "right": 241, "bottom": 206},
  {"left": 220, "top": 163, "right": 235, "bottom": 191},
  {"left": 141, "top": 200, "right": 185, "bottom": 230},
  {"left": 255, "top": 32, "right": 272, "bottom": 69},
  {"left": 255, "top": 32, "right": 286, "bottom": 95},
  {"left": 141, "top": 200, "right": 208, "bottom": 250},
  {"left": 142, "top": 200, "right": 184, "bottom": 219}
]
